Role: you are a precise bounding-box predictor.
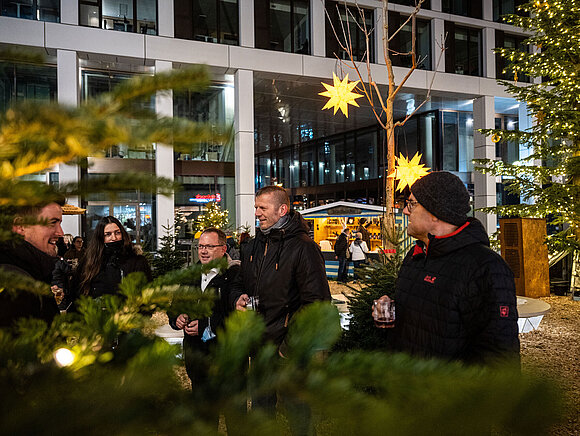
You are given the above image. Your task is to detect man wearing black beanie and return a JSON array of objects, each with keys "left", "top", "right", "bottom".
[{"left": 374, "top": 171, "right": 520, "bottom": 365}]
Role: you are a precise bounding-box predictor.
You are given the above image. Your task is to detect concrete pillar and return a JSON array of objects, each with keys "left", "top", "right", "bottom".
[
  {"left": 431, "top": 18, "right": 445, "bottom": 72},
  {"left": 482, "top": 27, "right": 495, "bottom": 79},
  {"left": 60, "top": 0, "right": 78, "bottom": 25},
  {"left": 482, "top": 0, "right": 493, "bottom": 21},
  {"left": 157, "top": 0, "right": 174, "bottom": 37},
  {"left": 473, "top": 95, "right": 497, "bottom": 233},
  {"left": 234, "top": 69, "right": 256, "bottom": 233},
  {"left": 57, "top": 50, "right": 81, "bottom": 236},
  {"left": 155, "top": 60, "right": 175, "bottom": 246},
  {"left": 311, "top": 0, "right": 325, "bottom": 56},
  {"left": 239, "top": 0, "right": 255, "bottom": 47}
]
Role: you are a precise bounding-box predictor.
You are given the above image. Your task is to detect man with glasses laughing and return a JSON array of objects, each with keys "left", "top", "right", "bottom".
[
  {"left": 168, "top": 227, "right": 240, "bottom": 426},
  {"left": 376, "top": 171, "right": 519, "bottom": 365}
]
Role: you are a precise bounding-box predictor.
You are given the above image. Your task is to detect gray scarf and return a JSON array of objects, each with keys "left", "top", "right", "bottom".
[{"left": 260, "top": 214, "right": 290, "bottom": 235}]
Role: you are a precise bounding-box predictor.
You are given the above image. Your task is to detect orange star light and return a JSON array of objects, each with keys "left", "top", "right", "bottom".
[
  {"left": 394, "top": 152, "right": 430, "bottom": 192},
  {"left": 319, "top": 73, "right": 363, "bottom": 118}
]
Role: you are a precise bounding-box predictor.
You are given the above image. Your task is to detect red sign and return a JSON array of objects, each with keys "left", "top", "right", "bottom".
[{"left": 190, "top": 193, "right": 221, "bottom": 203}]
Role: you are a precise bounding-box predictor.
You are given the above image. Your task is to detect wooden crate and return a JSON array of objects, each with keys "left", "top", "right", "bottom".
[{"left": 499, "top": 218, "right": 550, "bottom": 298}]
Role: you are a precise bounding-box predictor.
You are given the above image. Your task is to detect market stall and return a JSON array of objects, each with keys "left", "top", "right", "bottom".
[{"left": 299, "top": 201, "right": 409, "bottom": 278}]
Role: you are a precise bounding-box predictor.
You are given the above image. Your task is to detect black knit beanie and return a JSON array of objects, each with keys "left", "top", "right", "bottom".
[{"left": 410, "top": 171, "right": 470, "bottom": 226}]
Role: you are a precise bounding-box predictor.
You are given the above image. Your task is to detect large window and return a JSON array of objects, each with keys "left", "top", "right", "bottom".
[
  {"left": 0, "top": 0, "right": 59, "bottom": 21},
  {"left": 325, "top": 1, "right": 374, "bottom": 63},
  {"left": 174, "top": 83, "right": 235, "bottom": 162},
  {"left": 174, "top": 0, "right": 238, "bottom": 44},
  {"left": 79, "top": 0, "right": 157, "bottom": 34},
  {"left": 0, "top": 62, "right": 57, "bottom": 112},
  {"left": 255, "top": 0, "right": 310, "bottom": 54},
  {"left": 389, "top": 12, "right": 431, "bottom": 70},
  {"left": 493, "top": 0, "right": 528, "bottom": 22},
  {"left": 445, "top": 23, "right": 482, "bottom": 76},
  {"left": 496, "top": 31, "right": 530, "bottom": 82},
  {"left": 442, "top": 0, "right": 481, "bottom": 18},
  {"left": 174, "top": 175, "right": 236, "bottom": 230},
  {"left": 256, "top": 126, "right": 379, "bottom": 190},
  {"left": 81, "top": 69, "right": 155, "bottom": 159}
]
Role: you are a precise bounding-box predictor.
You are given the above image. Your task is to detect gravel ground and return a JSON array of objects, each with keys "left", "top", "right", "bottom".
[{"left": 519, "top": 295, "right": 580, "bottom": 435}]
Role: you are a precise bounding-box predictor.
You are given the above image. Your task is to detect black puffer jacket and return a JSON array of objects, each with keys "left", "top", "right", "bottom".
[
  {"left": 233, "top": 211, "right": 331, "bottom": 346},
  {"left": 0, "top": 240, "right": 59, "bottom": 327},
  {"left": 394, "top": 218, "right": 520, "bottom": 364}
]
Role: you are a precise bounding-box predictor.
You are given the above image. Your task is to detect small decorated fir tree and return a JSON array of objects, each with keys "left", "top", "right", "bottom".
[
  {"left": 194, "top": 201, "right": 229, "bottom": 231},
  {"left": 152, "top": 225, "right": 186, "bottom": 277}
]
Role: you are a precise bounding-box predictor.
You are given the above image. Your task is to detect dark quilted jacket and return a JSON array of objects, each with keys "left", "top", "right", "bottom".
[
  {"left": 232, "top": 210, "right": 331, "bottom": 346},
  {"left": 394, "top": 218, "right": 520, "bottom": 364}
]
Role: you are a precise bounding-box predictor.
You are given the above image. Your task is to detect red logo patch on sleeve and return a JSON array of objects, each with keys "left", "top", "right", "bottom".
[{"left": 499, "top": 306, "right": 509, "bottom": 317}]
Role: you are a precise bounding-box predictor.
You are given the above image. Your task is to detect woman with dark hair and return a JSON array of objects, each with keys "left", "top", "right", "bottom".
[{"left": 76, "top": 216, "right": 152, "bottom": 298}]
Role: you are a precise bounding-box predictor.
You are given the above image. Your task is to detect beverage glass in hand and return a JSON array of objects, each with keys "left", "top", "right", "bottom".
[
  {"left": 246, "top": 296, "right": 260, "bottom": 312},
  {"left": 373, "top": 297, "right": 395, "bottom": 328}
]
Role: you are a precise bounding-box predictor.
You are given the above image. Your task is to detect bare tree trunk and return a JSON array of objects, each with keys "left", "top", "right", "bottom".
[{"left": 383, "top": 0, "right": 395, "bottom": 247}]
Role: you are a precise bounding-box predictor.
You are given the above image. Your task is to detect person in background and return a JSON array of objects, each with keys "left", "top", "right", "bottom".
[
  {"left": 0, "top": 200, "right": 64, "bottom": 327},
  {"left": 169, "top": 227, "right": 240, "bottom": 426},
  {"left": 75, "top": 216, "right": 151, "bottom": 299},
  {"left": 349, "top": 232, "right": 369, "bottom": 283},
  {"left": 374, "top": 171, "right": 520, "bottom": 365},
  {"left": 57, "top": 233, "right": 73, "bottom": 257},
  {"left": 64, "top": 236, "right": 85, "bottom": 262},
  {"left": 334, "top": 227, "right": 351, "bottom": 283},
  {"left": 357, "top": 218, "right": 371, "bottom": 248}
]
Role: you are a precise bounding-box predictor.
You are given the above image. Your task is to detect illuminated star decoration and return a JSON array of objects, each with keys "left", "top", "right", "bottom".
[
  {"left": 393, "top": 152, "right": 430, "bottom": 192},
  {"left": 319, "top": 73, "right": 363, "bottom": 118}
]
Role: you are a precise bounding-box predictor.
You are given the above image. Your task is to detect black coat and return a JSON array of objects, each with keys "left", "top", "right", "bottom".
[
  {"left": 74, "top": 243, "right": 152, "bottom": 299},
  {"left": 168, "top": 262, "right": 240, "bottom": 379},
  {"left": 394, "top": 218, "right": 520, "bottom": 364},
  {"left": 0, "top": 240, "right": 60, "bottom": 327},
  {"left": 334, "top": 232, "right": 349, "bottom": 258},
  {"left": 232, "top": 211, "right": 331, "bottom": 347}
]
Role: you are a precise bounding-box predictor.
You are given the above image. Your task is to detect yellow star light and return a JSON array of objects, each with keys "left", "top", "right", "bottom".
[
  {"left": 319, "top": 73, "right": 363, "bottom": 118},
  {"left": 393, "top": 152, "right": 430, "bottom": 192}
]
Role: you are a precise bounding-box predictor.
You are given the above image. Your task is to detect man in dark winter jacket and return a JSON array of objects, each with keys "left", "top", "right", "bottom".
[
  {"left": 334, "top": 227, "right": 351, "bottom": 283},
  {"left": 169, "top": 227, "right": 240, "bottom": 424},
  {"left": 0, "top": 201, "right": 64, "bottom": 327},
  {"left": 375, "top": 171, "right": 520, "bottom": 365},
  {"left": 231, "top": 185, "right": 331, "bottom": 431}
]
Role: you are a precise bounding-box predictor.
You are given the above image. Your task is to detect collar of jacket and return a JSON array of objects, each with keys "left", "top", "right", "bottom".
[
  {"left": 0, "top": 239, "right": 57, "bottom": 284},
  {"left": 423, "top": 218, "right": 489, "bottom": 258}
]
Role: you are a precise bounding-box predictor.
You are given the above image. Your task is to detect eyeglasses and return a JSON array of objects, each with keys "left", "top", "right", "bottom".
[
  {"left": 198, "top": 244, "right": 224, "bottom": 250},
  {"left": 404, "top": 199, "right": 419, "bottom": 212}
]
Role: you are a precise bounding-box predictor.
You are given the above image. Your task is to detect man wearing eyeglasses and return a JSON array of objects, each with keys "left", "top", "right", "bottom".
[
  {"left": 376, "top": 171, "right": 519, "bottom": 365},
  {"left": 168, "top": 227, "right": 240, "bottom": 424}
]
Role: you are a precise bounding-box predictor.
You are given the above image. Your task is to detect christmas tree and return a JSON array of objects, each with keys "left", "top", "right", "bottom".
[
  {"left": 194, "top": 201, "right": 230, "bottom": 231},
  {"left": 475, "top": 0, "right": 580, "bottom": 295},
  {"left": 152, "top": 225, "right": 186, "bottom": 277}
]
